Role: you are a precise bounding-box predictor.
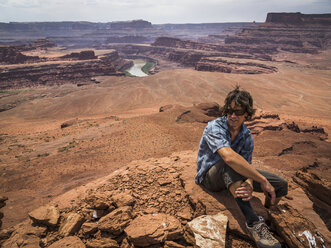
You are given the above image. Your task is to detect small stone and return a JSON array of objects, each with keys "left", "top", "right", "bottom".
[
  {"left": 85, "top": 193, "right": 112, "bottom": 210},
  {"left": 158, "top": 178, "right": 172, "bottom": 186},
  {"left": 48, "top": 236, "right": 86, "bottom": 248},
  {"left": 59, "top": 213, "right": 84, "bottom": 237},
  {"left": 176, "top": 207, "right": 193, "bottom": 220},
  {"left": 98, "top": 206, "right": 132, "bottom": 235},
  {"left": 112, "top": 192, "right": 135, "bottom": 207}
]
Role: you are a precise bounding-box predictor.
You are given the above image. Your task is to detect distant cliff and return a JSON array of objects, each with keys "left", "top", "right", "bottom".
[
  {"left": 0, "top": 20, "right": 152, "bottom": 32},
  {"left": 266, "top": 12, "right": 331, "bottom": 25},
  {"left": 111, "top": 20, "right": 152, "bottom": 29}
]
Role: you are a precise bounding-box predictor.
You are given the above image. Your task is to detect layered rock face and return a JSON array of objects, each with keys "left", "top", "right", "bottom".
[
  {"left": 266, "top": 12, "right": 331, "bottom": 26},
  {"left": 110, "top": 13, "right": 331, "bottom": 74},
  {"left": 0, "top": 50, "right": 132, "bottom": 90},
  {"left": 225, "top": 13, "right": 331, "bottom": 54},
  {"left": 115, "top": 37, "right": 277, "bottom": 74},
  {"left": 0, "top": 47, "right": 39, "bottom": 64},
  {"left": 59, "top": 50, "right": 97, "bottom": 60}
]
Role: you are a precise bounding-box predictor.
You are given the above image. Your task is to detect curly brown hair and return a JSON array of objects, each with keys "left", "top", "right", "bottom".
[{"left": 220, "top": 86, "right": 256, "bottom": 121}]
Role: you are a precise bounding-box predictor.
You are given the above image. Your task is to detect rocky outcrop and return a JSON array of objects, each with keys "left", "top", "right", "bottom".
[
  {"left": 1, "top": 139, "right": 330, "bottom": 247},
  {"left": 152, "top": 37, "right": 278, "bottom": 56},
  {"left": 293, "top": 161, "right": 331, "bottom": 230},
  {"left": 174, "top": 102, "right": 222, "bottom": 123},
  {"left": 195, "top": 57, "right": 277, "bottom": 74},
  {"left": 60, "top": 50, "right": 97, "bottom": 60},
  {"left": 266, "top": 12, "right": 331, "bottom": 26},
  {"left": 0, "top": 51, "right": 132, "bottom": 90},
  {"left": 0, "top": 47, "right": 40, "bottom": 64},
  {"left": 225, "top": 13, "right": 331, "bottom": 53},
  {"left": 110, "top": 20, "right": 152, "bottom": 29},
  {"left": 270, "top": 203, "right": 328, "bottom": 248},
  {"left": 115, "top": 38, "right": 276, "bottom": 74}
]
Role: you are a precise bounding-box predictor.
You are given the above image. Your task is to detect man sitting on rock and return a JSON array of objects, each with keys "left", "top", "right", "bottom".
[{"left": 195, "top": 86, "right": 288, "bottom": 248}]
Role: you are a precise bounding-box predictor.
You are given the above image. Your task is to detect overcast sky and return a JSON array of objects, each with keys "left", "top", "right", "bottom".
[{"left": 0, "top": 0, "right": 330, "bottom": 24}]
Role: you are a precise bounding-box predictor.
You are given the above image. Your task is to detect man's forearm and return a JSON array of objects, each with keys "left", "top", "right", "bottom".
[{"left": 218, "top": 147, "right": 267, "bottom": 184}]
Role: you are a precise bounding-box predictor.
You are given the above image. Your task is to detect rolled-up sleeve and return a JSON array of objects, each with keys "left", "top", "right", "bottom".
[{"left": 204, "top": 124, "right": 230, "bottom": 153}]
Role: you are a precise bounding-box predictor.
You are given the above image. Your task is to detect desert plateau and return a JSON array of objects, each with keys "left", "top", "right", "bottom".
[{"left": 0, "top": 12, "right": 330, "bottom": 248}]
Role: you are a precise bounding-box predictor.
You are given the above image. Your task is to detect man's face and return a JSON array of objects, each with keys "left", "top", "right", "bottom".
[{"left": 226, "top": 101, "right": 247, "bottom": 130}]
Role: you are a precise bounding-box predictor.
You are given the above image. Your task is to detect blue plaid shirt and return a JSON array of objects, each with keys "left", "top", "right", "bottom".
[{"left": 195, "top": 115, "right": 253, "bottom": 184}]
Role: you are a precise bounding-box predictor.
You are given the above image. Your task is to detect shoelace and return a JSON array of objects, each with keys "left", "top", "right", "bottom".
[{"left": 255, "top": 223, "right": 275, "bottom": 241}]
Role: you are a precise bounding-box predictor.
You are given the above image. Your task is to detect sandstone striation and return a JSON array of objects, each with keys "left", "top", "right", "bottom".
[
  {"left": 0, "top": 50, "right": 132, "bottom": 90},
  {"left": 270, "top": 203, "right": 327, "bottom": 248},
  {"left": 225, "top": 13, "right": 331, "bottom": 54},
  {"left": 59, "top": 50, "right": 97, "bottom": 60},
  {"left": 266, "top": 12, "right": 331, "bottom": 26},
  {"left": 0, "top": 46, "right": 40, "bottom": 64}
]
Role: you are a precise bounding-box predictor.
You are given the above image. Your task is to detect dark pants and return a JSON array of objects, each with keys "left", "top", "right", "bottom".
[{"left": 202, "top": 160, "right": 288, "bottom": 198}]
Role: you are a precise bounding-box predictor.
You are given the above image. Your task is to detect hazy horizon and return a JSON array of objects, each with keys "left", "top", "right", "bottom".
[{"left": 0, "top": 0, "right": 331, "bottom": 24}]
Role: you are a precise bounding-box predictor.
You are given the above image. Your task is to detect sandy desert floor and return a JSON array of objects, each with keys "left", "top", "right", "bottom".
[{"left": 0, "top": 48, "right": 330, "bottom": 241}]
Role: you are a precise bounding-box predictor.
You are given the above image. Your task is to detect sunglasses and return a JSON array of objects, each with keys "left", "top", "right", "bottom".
[{"left": 227, "top": 108, "right": 246, "bottom": 116}]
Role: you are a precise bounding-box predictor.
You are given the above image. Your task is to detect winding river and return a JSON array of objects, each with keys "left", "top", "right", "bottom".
[{"left": 126, "top": 59, "right": 148, "bottom": 77}]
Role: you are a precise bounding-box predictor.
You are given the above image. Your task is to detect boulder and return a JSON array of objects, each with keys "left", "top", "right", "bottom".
[
  {"left": 28, "top": 205, "right": 60, "bottom": 227},
  {"left": 185, "top": 212, "right": 228, "bottom": 248},
  {"left": 98, "top": 206, "right": 132, "bottom": 235},
  {"left": 124, "top": 213, "right": 183, "bottom": 247},
  {"left": 48, "top": 236, "right": 86, "bottom": 248},
  {"left": 85, "top": 237, "right": 119, "bottom": 248},
  {"left": 59, "top": 213, "right": 84, "bottom": 237},
  {"left": 270, "top": 203, "right": 328, "bottom": 248}
]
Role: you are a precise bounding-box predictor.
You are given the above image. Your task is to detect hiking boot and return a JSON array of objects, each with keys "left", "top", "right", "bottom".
[{"left": 246, "top": 221, "right": 281, "bottom": 248}]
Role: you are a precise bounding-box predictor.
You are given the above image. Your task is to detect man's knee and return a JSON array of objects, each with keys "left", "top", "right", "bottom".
[
  {"left": 229, "top": 180, "right": 244, "bottom": 198},
  {"left": 276, "top": 177, "right": 288, "bottom": 198}
]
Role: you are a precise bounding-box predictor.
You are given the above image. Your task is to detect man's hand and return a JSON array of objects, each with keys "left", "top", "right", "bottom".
[
  {"left": 260, "top": 180, "right": 276, "bottom": 205},
  {"left": 235, "top": 181, "right": 253, "bottom": 201}
]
